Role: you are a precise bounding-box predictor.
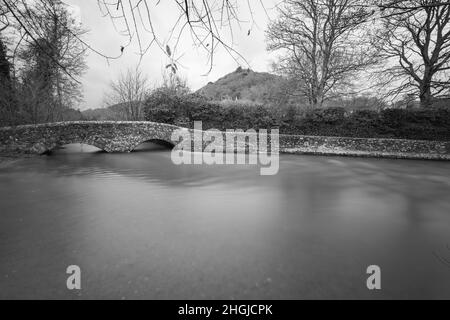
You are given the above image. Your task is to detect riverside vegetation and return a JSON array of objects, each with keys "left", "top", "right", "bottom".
[{"left": 143, "top": 88, "right": 450, "bottom": 142}]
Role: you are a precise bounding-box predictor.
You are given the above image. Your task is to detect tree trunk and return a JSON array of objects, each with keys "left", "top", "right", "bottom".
[{"left": 419, "top": 83, "right": 432, "bottom": 108}]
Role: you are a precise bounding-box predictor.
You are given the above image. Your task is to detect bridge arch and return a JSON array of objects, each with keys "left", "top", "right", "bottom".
[
  {"left": 45, "top": 142, "right": 106, "bottom": 154},
  {"left": 131, "top": 138, "right": 175, "bottom": 152},
  {"left": 34, "top": 135, "right": 110, "bottom": 154}
]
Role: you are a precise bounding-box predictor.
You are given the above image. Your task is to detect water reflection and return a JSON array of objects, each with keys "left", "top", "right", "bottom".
[{"left": 0, "top": 146, "right": 449, "bottom": 299}]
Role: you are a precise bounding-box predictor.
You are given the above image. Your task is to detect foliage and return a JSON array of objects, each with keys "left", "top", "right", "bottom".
[
  {"left": 143, "top": 88, "right": 181, "bottom": 124},
  {"left": 144, "top": 90, "right": 450, "bottom": 141}
]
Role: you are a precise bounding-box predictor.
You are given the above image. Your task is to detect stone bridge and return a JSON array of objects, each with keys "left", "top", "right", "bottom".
[
  {"left": 0, "top": 121, "right": 181, "bottom": 154},
  {"left": 0, "top": 121, "right": 449, "bottom": 160}
]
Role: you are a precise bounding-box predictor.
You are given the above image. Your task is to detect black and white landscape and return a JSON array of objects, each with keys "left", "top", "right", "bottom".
[{"left": 0, "top": 0, "right": 450, "bottom": 300}]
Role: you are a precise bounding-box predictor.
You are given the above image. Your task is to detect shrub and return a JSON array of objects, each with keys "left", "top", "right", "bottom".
[
  {"left": 145, "top": 106, "right": 178, "bottom": 124},
  {"left": 143, "top": 87, "right": 181, "bottom": 124},
  {"left": 381, "top": 108, "right": 406, "bottom": 128},
  {"left": 304, "top": 107, "right": 347, "bottom": 124}
]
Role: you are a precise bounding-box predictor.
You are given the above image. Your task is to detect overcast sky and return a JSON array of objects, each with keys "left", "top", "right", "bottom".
[{"left": 64, "top": 0, "right": 280, "bottom": 110}]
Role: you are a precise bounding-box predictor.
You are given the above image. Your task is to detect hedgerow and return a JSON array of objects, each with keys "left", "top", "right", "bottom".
[{"left": 143, "top": 92, "right": 450, "bottom": 141}]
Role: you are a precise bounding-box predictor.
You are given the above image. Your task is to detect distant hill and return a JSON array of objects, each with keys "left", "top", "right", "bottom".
[{"left": 197, "top": 67, "right": 287, "bottom": 105}]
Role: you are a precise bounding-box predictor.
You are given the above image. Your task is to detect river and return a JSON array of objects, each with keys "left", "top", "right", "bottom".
[{"left": 1, "top": 143, "right": 450, "bottom": 299}]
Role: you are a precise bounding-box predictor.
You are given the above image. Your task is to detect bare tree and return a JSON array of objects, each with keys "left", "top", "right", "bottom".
[
  {"left": 374, "top": 0, "right": 450, "bottom": 107},
  {"left": 20, "top": 0, "right": 87, "bottom": 105},
  {"left": 160, "top": 70, "right": 190, "bottom": 96},
  {"left": 0, "top": 1, "right": 14, "bottom": 33},
  {"left": 0, "top": 0, "right": 88, "bottom": 124},
  {"left": 0, "top": 36, "right": 18, "bottom": 125},
  {"left": 2, "top": 0, "right": 87, "bottom": 83},
  {"left": 4, "top": 1, "right": 450, "bottom": 77},
  {"left": 377, "top": 0, "right": 450, "bottom": 15},
  {"left": 1, "top": 0, "right": 269, "bottom": 79},
  {"left": 105, "top": 67, "right": 149, "bottom": 121},
  {"left": 94, "top": 0, "right": 268, "bottom": 72},
  {"left": 266, "top": 0, "right": 378, "bottom": 109}
]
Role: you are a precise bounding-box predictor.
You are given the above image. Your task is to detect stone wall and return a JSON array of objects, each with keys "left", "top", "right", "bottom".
[
  {"left": 279, "top": 134, "right": 450, "bottom": 160},
  {"left": 0, "top": 121, "right": 449, "bottom": 160}
]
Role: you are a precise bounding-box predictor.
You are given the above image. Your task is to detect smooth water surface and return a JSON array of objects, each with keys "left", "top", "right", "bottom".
[{"left": 1, "top": 144, "right": 450, "bottom": 299}]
